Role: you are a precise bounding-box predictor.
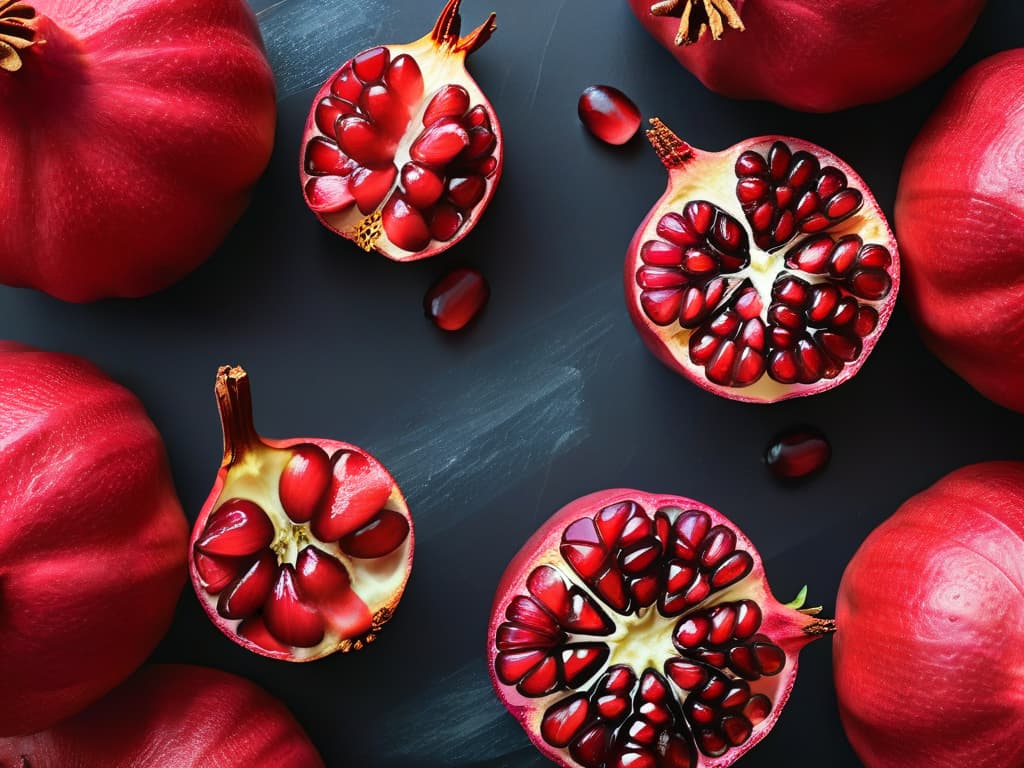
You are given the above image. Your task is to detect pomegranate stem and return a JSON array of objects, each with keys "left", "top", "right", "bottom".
[
  {"left": 650, "top": 0, "right": 744, "bottom": 46},
  {"left": 214, "top": 365, "right": 261, "bottom": 466},
  {"left": 646, "top": 118, "right": 695, "bottom": 169},
  {"left": 0, "top": 0, "right": 39, "bottom": 72},
  {"left": 431, "top": 0, "right": 496, "bottom": 55}
]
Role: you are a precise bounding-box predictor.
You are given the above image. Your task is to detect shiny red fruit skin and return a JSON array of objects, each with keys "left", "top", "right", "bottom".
[
  {"left": 0, "top": 342, "right": 188, "bottom": 736},
  {"left": 895, "top": 49, "right": 1024, "bottom": 413},
  {"left": 834, "top": 462, "right": 1024, "bottom": 768},
  {"left": 626, "top": 0, "right": 986, "bottom": 113},
  {"left": 0, "top": 665, "right": 325, "bottom": 767},
  {"left": 0, "top": 0, "right": 276, "bottom": 301}
]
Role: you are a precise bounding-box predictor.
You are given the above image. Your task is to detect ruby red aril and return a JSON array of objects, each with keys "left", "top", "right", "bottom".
[
  {"left": 425, "top": 266, "right": 489, "bottom": 331},
  {"left": 0, "top": 343, "right": 188, "bottom": 736},
  {"left": 0, "top": 665, "right": 325, "bottom": 767},
  {"left": 189, "top": 366, "right": 414, "bottom": 661},
  {"left": 764, "top": 428, "right": 830, "bottom": 479},
  {"left": 0, "top": 0, "right": 275, "bottom": 301},
  {"left": 624, "top": 119, "right": 899, "bottom": 403},
  {"left": 834, "top": 463, "right": 1024, "bottom": 767},
  {"left": 299, "top": 0, "right": 503, "bottom": 261},
  {"left": 627, "top": 0, "right": 986, "bottom": 113},
  {"left": 578, "top": 85, "right": 642, "bottom": 146},
  {"left": 895, "top": 49, "right": 1024, "bottom": 414},
  {"left": 489, "top": 489, "right": 833, "bottom": 768}
]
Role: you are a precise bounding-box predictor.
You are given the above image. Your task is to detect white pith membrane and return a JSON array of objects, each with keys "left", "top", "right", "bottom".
[
  {"left": 491, "top": 496, "right": 833, "bottom": 768},
  {"left": 627, "top": 120, "right": 899, "bottom": 403},
  {"left": 190, "top": 367, "right": 412, "bottom": 662},
  {"left": 300, "top": 0, "right": 501, "bottom": 262}
]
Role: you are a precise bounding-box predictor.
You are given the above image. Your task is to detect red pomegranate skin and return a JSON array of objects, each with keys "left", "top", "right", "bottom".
[
  {"left": 0, "top": 0, "right": 276, "bottom": 302},
  {"left": 834, "top": 462, "right": 1024, "bottom": 768},
  {"left": 626, "top": 0, "right": 987, "bottom": 112},
  {"left": 0, "top": 665, "right": 325, "bottom": 767},
  {"left": 895, "top": 49, "right": 1024, "bottom": 413},
  {"left": 0, "top": 342, "right": 188, "bottom": 736}
]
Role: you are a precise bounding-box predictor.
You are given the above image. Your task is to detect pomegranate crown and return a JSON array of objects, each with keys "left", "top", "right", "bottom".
[
  {"left": 430, "top": 0, "right": 496, "bottom": 56},
  {"left": 649, "top": 0, "right": 744, "bottom": 46},
  {"left": 0, "top": 0, "right": 38, "bottom": 72}
]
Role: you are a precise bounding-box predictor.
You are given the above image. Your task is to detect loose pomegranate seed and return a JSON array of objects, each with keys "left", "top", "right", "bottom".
[
  {"left": 764, "top": 427, "right": 831, "bottom": 479},
  {"left": 424, "top": 266, "right": 489, "bottom": 331},
  {"left": 578, "top": 85, "right": 642, "bottom": 146}
]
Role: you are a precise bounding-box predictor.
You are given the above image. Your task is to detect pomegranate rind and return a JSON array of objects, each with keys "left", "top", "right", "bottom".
[
  {"left": 488, "top": 488, "right": 826, "bottom": 768},
  {"left": 0, "top": 342, "right": 188, "bottom": 736},
  {"left": 834, "top": 462, "right": 1024, "bottom": 768},
  {"left": 298, "top": 0, "right": 503, "bottom": 262},
  {"left": 189, "top": 433, "right": 414, "bottom": 662},
  {"left": 626, "top": 0, "right": 987, "bottom": 113},
  {"left": 624, "top": 135, "right": 900, "bottom": 403},
  {"left": 895, "top": 49, "right": 1024, "bottom": 414},
  {"left": 0, "top": 664, "right": 325, "bottom": 766}
]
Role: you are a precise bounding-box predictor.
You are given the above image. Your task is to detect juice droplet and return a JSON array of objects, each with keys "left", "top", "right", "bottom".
[
  {"left": 578, "top": 85, "right": 641, "bottom": 146},
  {"left": 424, "top": 267, "right": 489, "bottom": 331},
  {"left": 764, "top": 427, "right": 831, "bottom": 479}
]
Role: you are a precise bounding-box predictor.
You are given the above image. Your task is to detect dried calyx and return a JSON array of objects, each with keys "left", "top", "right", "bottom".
[
  {"left": 189, "top": 366, "right": 413, "bottom": 661},
  {"left": 650, "top": 0, "right": 744, "bottom": 45},
  {"left": 0, "top": 0, "right": 38, "bottom": 72}
]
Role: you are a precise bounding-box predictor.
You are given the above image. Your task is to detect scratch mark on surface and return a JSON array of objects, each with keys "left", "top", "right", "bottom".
[
  {"left": 373, "top": 278, "right": 619, "bottom": 542},
  {"left": 527, "top": 0, "right": 569, "bottom": 110}
]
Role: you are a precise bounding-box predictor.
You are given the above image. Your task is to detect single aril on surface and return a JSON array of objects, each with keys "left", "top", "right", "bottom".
[
  {"left": 624, "top": 119, "right": 899, "bottom": 403},
  {"left": 895, "top": 48, "right": 1024, "bottom": 414},
  {"left": 424, "top": 266, "right": 489, "bottom": 330},
  {"left": 300, "top": 0, "right": 502, "bottom": 260},
  {"left": 626, "top": 0, "right": 987, "bottom": 112},
  {"left": 0, "top": 665, "right": 325, "bottom": 767},
  {"left": 0, "top": 0, "right": 275, "bottom": 301},
  {"left": 189, "top": 366, "right": 413, "bottom": 661},
  {"left": 578, "top": 85, "right": 642, "bottom": 146},
  {"left": 488, "top": 488, "right": 834, "bottom": 768},
  {"left": 834, "top": 462, "right": 1024, "bottom": 767},
  {"left": 764, "top": 427, "right": 830, "bottom": 480},
  {"left": 0, "top": 342, "right": 188, "bottom": 736}
]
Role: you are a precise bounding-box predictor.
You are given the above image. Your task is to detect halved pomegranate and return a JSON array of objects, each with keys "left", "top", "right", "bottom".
[
  {"left": 189, "top": 366, "right": 413, "bottom": 661},
  {"left": 299, "top": 0, "right": 502, "bottom": 260},
  {"left": 488, "top": 489, "right": 833, "bottom": 768},
  {"left": 625, "top": 119, "right": 899, "bottom": 402}
]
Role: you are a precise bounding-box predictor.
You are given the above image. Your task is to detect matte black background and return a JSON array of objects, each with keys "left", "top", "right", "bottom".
[{"left": 3, "top": 1, "right": 1023, "bottom": 766}]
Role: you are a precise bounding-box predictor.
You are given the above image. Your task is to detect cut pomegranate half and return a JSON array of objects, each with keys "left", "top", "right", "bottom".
[
  {"left": 625, "top": 119, "right": 900, "bottom": 403},
  {"left": 299, "top": 0, "right": 502, "bottom": 261},
  {"left": 188, "top": 366, "right": 414, "bottom": 661},
  {"left": 488, "top": 489, "right": 833, "bottom": 768}
]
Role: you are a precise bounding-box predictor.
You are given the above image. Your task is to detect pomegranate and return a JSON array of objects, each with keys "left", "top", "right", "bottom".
[
  {"left": 578, "top": 85, "right": 642, "bottom": 146},
  {"left": 0, "top": 664, "right": 324, "bottom": 766},
  {"left": 190, "top": 365, "right": 413, "bottom": 661},
  {"left": 626, "top": 0, "right": 987, "bottom": 113},
  {"left": 299, "top": 0, "right": 502, "bottom": 260},
  {"left": 0, "top": 342, "right": 187, "bottom": 736},
  {"left": 895, "top": 49, "right": 1024, "bottom": 413},
  {"left": 488, "top": 488, "right": 833, "bottom": 768},
  {"left": 834, "top": 462, "right": 1024, "bottom": 767},
  {"left": 0, "top": 0, "right": 276, "bottom": 302},
  {"left": 624, "top": 119, "right": 899, "bottom": 403}
]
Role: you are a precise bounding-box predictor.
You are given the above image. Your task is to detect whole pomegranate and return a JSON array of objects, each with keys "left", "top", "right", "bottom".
[
  {"left": 0, "top": 665, "right": 325, "bottom": 766},
  {"left": 626, "top": 0, "right": 988, "bottom": 112},
  {"left": 190, "top": 366, "right": 414, "bottom": 661},
  {"left": 834, "top": 462, "right": 1024, "bottom": 767},
  {"left": 895, "top": 49, "right": 1024, "bottom": 413},
  {"left": 0, "top": 0, "right": 276, "bottom": 302},
  {"left": 300, "top": 0, "right": 502, "bottom": 260},
  {"left": 0, "top": 342, "right": 188, "bottom": 736},
  {"left": 625, "top": 119, "right": 899, "bottom": 402},
  {"left": 489, "top": 489, "right": 833, "bottom": 768}
]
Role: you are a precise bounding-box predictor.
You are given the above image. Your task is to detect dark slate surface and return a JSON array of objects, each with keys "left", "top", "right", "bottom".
[{"left": 3, "top": 1, "right": 1023, "bottom": 765}]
